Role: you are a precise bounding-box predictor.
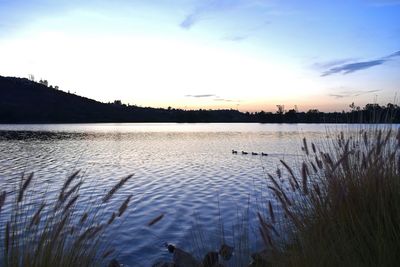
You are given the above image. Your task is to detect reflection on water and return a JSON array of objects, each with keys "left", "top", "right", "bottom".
[
  {"left": 0, "top": 122, "right": 365, "bottom": 133},
  {"left": 0, "top": 123, "right": 391, "bottom": 265}
]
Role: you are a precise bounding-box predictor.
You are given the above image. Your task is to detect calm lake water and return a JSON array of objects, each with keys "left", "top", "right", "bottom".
[{"left": 0, "top": 123, "right": 386, "bottom": 266}]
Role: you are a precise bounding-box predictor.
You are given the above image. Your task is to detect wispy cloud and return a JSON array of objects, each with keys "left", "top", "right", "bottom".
[
  {"left": 386, "top": 50, "right": 400, "bottom": 58},
  {"left": 180, "top": 13, "right": 200, "bottom": 29},
  {"left": 180, "top": 0, "right": 240, "bottom": 29},
  {"left": 222, "top": 20, "right": 270, "bottom": 42},
  {"left": 222, "top": 35, "right": 248, "bottom": 42},
  {"left": 320, "top": 50, "right": 400, "bottom": 76},
  {"left": 185, "top": 94, "right": 240, "bottom": 102},
  {"left": 313, "top": 58, "right": 356, "bottom": 69},
  {"left": 214, "top": 97, "right": 240, "bottom": 102},
  {"left": 214, "top": 98, "right": 235, "bottom": 102},
  {"left": 185, "top": 94, "right": 216, "bottom": 98},
  {"left": 329, "top": 89, "right": 381, "bottom": 99},
  {"left": 321, "top": 60, "right": 386, "bottom": 76}
]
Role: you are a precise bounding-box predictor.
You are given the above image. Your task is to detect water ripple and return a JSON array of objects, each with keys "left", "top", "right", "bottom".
[{"left": 0, "top": 123, "right": 367, "bottom": 265}]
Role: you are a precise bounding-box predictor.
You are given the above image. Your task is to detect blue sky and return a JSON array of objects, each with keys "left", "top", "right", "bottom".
[{"left": 0, "top": 0, "right": 399, "bottom": 111}]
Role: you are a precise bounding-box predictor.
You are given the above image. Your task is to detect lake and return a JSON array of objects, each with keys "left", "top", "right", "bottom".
[{"left": 0, "top": 123, "right": 380, "bottom": 266}]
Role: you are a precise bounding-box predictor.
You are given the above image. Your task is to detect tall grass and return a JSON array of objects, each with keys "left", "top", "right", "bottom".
[
  {"left": 258, "top": 126, "right": 400, "bottom": 266},
  {"left": 187, "top": 205, "right": 251, "bottom": 267},
  {"left": 0, "top": 171, "right": 133, "bottom": 267}
]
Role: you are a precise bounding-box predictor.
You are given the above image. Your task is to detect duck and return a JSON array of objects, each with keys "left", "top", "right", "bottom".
[
  {"left": 242, "top": 151, "right": 248, "bottom": 155},
  {"left": 261, "top": 152, "right": 268, "bottom": 156},
  {"left": 252, "top": 152, "right": 259, "bottom": 156},
  {"left": 232, "top": 150, "right": 238, "bottom": 154}
]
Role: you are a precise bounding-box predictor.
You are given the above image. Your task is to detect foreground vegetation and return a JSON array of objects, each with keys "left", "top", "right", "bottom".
[
  {"left": 257, "top": 127, "right": 400, "bottom": 266},
  {"left": 0, "top": 172, "right": 133, "bottom": 267}
]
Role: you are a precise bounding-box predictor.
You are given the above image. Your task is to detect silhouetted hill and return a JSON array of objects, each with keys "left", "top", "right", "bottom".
[
  {"left": 0, "top": 76, "right": 249, "bottom": 123},
  {"left": 0, "top": 75, "right": 399, "bottom": 123}
]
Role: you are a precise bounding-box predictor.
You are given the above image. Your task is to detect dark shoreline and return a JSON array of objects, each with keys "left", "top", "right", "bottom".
[{"left": 1, "top": 75, "right": 399, "bottom": 124}]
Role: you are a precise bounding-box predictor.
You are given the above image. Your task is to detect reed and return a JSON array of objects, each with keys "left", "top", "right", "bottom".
[
  {"left": 0, "top": 191, "right": 6, "bottom": 213},
  {"left": 103, "top": 174, "right": 133, "bottom": 203},
  {"left": 0, "top": 171, "right": 134, "bottom": 267},
  {"left": 147, "top": 214, "right": 164, "bottom": 227},
  {"left": 258, "top": 126, "right": 400, "bottom": 267}
]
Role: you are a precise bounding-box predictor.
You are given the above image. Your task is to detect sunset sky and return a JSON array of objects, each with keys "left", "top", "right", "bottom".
[{"left": 0, "top": 0, "right": 399, "bottom": 112}]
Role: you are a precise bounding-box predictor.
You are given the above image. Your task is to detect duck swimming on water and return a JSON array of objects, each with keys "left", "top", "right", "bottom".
[
  {"left": 232, "top": 150, "right": 238, "bottom": 154},
  {"left": 242, "top": 151, "right": 248, "bottom": 155},
  {"left": 261, "top": 152, "right": 268, "bottom": 156},
  {"left": 252, "top": 152, "right": 259, "bottom": 156}
]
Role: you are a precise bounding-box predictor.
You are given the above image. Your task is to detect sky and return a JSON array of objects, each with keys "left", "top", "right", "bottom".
[{"left": 0, "top": 0, "right": 399, "bottom": 112}]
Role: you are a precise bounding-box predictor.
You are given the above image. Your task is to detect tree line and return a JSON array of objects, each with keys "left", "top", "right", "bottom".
[{"left": 0, "top": 75, "right": 399, "bottom": 123}]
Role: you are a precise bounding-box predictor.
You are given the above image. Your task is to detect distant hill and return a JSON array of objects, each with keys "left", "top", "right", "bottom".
[
  {"left": 0, "top": 75, "right": 398, "bottom": 123},
  {"left": 0, "top": 76, "right": 249, "bottom": 123}
]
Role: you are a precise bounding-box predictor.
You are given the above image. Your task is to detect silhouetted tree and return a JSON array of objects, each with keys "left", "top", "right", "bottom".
[
  {"left": 276, "top": 105, "right": 285, "bottom": 115},
  {"left": 349, "top": 102, "right": 360, "bottom": 111},
  {"left": 39, "top": 79, "right": 48, "bottom": 87},
  {"left": 285, "top": 109, "right": 297, "bottom": 122}
]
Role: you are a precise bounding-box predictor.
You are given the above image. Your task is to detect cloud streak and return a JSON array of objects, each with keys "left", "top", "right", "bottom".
[
  {"left": 185, "top": 94, "right": 240, "bottom": 102},
  {"left": 320, "top": 50, "right": 400, "bottom": 76},
  {"left": 223, "top": 35, "right": 248, "bottom": 42},
  {"left": 214, "top": 98, "right": 236, "bottom": 102},
  {"left": 185, "top": 94, "right": 216, "bottom": 98},
  {"left": 313, "top": 58, "right": 355, "bottom": 69},
  {"left": 222, "top": 21, "right": 270, "bottom": 42},
  {"left": 180, "top": 0, "right": 254, "bottom": 29},
  {"left": 329, "top": 89, "right": 381, "bottom": 99},
  {"left": 180, "top": 13, "right": 200, "bottom": 29}
]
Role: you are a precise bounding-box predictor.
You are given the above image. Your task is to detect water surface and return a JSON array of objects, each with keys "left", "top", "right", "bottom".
[{"left": 0, "top": 123, "right": 379, "bottom": 265}]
